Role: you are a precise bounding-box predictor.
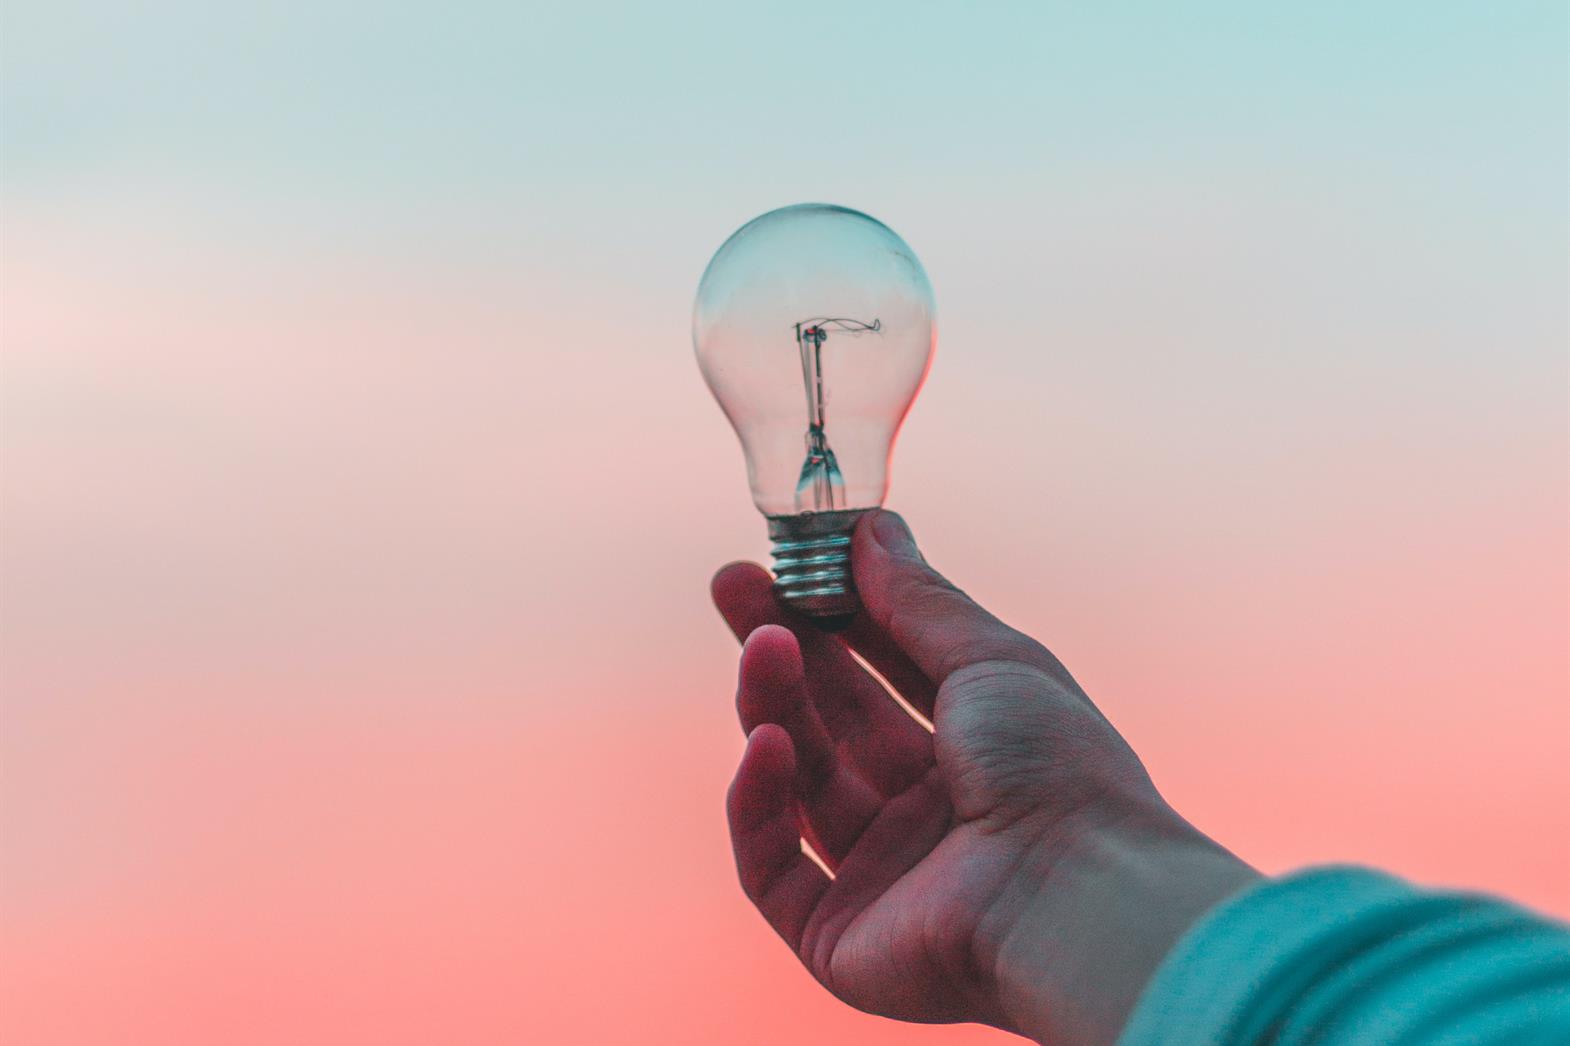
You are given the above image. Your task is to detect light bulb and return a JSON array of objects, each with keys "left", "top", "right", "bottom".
[{"left": 694, "top": 203, "right": 936, "bottom": 625}]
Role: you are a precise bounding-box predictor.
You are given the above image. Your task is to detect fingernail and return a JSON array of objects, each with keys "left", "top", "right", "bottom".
[{"left": 871, "top": 510, "right": 918, "bottom": 558}]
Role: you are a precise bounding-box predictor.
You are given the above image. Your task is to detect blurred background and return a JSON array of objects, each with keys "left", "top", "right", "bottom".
[{"left": 2, "top": 3, "right": 1565, "bottom": 1043}]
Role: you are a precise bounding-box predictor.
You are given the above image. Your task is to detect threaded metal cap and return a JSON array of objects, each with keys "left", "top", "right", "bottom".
[{"left": 766, "top": 509, "right": 866, "bottom": 626}]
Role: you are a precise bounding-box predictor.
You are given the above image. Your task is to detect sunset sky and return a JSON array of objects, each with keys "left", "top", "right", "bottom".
[{"left": 3, "top": 4, "right": 1566, "bottom": 1043}]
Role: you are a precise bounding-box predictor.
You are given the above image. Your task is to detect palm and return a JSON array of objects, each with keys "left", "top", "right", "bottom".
[
  {"left": 810, "top": 790, "right": 1036, "bottom": 1024},
  {"left": 715, "top": 540, "right": 1123, "bottom": 1028}
]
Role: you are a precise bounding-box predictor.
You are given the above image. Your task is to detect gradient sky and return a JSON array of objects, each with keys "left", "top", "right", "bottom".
[{"left": 3, "top": 3, "right": 1567, "bottom": 1043}]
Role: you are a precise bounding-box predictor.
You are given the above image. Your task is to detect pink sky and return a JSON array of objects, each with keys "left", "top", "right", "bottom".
[{"left": 3, "top": 5, "right": 1566, "bottom": 1041}]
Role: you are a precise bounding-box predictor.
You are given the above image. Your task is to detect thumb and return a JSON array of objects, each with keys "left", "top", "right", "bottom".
[{"left": 852, "top": 511, "right": 1061, "bottom": 684}]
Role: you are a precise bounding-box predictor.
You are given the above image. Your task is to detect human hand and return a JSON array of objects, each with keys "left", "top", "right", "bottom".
[{"left": 715, "top": 511, "right": 1257, "bottom": 1044}]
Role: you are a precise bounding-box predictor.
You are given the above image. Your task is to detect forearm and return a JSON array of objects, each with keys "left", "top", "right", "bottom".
[
  {"left": 993, "top": 840, "right": 1570, "bottom": 1046},
  {"left": 986, "top": 808, "right": 1260, "bottom": 1045}
]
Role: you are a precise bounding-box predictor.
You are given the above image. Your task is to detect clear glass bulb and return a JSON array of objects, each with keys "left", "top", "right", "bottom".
[{"left": 694, "top": 203, "right": 936, "bottom": 624}]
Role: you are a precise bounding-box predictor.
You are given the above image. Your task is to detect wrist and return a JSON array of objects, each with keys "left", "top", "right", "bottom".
[{"left": 984, "top": 804, "right": 1259, "bottom": 1045}]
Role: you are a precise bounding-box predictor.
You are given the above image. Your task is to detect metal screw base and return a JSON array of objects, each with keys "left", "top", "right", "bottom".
[{"left": 766, "top": 509, "right": 866, "bottom": 628}]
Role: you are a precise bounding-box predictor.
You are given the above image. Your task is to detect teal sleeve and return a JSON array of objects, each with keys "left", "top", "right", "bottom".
[{"left": 1117, "top": 866, "right": 1570, "bottom": 1045}]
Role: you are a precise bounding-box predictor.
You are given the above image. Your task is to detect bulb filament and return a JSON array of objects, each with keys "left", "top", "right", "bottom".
[{"left": 792, "top": 317, "right": 881, "bottom": 512}]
